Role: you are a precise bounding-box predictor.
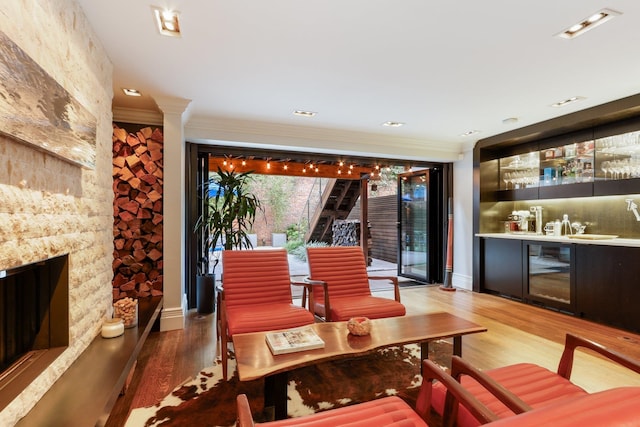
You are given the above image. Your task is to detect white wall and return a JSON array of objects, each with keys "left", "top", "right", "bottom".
[
  {"left": 0, "top": 1, "right": 113, "bottom": 424},
  {"left": 452, "top": 149, "right": 474, "bottom": 290}
]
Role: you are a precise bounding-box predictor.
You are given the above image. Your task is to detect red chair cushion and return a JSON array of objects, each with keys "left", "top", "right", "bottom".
[
  {"left": 227, "top": 303, "right": 315, "bottom": 336},
  {"left": 322, "top": 295, "right": 407, "bottom": 321},
  {"left": 258, "top": 396, "right": 427, "bottom": 427},
  {"left": 486, "top": 387, "right": 640, "bottom": 427},
  {"left": 431, "top": 363, "right": 588, "bottom": 427}
]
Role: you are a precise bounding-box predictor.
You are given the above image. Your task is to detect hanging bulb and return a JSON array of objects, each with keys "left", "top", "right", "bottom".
[
  {"left": 266, "top": 160, "right": 271, "bottom": 170},
  {"left": 223, "top": 159, "right": 227, "bottom": 166},
  {"left": 242, "top": 159, "right": 246, "bottom": 166},
  {"left": 284, "top": 164, "right": 288, "bottom": 170}
]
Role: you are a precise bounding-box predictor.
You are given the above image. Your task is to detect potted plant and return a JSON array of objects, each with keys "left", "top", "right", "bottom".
[{"left": 194, "top": 167, "right": 262, "bottom": 313}]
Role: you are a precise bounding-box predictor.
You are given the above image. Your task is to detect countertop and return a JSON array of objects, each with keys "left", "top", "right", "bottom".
[{"left": 477, "top": 233, "right": 640, "bottom": 247}]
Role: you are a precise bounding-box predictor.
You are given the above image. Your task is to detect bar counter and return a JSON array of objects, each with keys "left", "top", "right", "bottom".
[{"left": 477, "top": 233, "right": 640, "bottom": 247}]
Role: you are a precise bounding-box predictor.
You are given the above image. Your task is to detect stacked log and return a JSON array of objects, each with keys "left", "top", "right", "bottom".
[
  {"left": 332, "top": 220, "right": 360, "bottom": 246},
  {"left": 112, "top": 125, "right": 164, "bottom": 300}
]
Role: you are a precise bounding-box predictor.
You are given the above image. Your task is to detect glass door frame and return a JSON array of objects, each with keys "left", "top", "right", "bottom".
[{"left": 397, "top": 166, "right": 449, "bottom": 284}]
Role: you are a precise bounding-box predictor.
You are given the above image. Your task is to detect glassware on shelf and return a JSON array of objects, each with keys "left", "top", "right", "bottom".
[{"left": 499, "top": 153, "right": 540, "bottom": 190}]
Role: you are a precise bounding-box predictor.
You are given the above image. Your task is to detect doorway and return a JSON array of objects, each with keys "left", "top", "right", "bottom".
[{"left": 186, "top": 143, "right": 450, "bottom": 308}]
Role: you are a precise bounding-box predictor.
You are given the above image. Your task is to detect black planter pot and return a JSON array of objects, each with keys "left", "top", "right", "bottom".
[{"left": 196, "top": 274, "right": 215, "bottom": 314}]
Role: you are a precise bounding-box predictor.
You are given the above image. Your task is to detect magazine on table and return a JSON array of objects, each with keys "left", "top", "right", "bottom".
[{"left": 265, "top": 325, "right": 325, "bottom": 355}]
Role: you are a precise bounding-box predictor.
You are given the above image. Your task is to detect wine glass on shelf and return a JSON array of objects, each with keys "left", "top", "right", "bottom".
[
  {"left": 601, "top": 161, "right": 611, "bottom": 180},
  {"left": 502, "top": 172, "right": 511, "bottom": 189}
]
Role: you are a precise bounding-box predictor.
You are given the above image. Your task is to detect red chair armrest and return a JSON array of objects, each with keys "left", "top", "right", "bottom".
[
  {"left": 236, "top": 394, "right": 256, "bottom": 427},
  {"left": 292, "top": 280, "right": 314, "bottom": 312},
  {"left": 368, "top": 275, "right": 401, "bottom": 302},
  {"left": 304, "top": 277, "right": 330, "bottom": 321},
  {"left": 449, "top": 356, "right": 531, "bottom": 421},
  {"left": 418, "top": 359, "right": 502, "bottom": 426},
  {"left": 557, "top": 333, "right": 640, "bottom": 379}
]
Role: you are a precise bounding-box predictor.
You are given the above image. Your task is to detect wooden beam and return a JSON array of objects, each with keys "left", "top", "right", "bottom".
[{"left": 208, "top": 157, "right": 375, "bottom": 179}]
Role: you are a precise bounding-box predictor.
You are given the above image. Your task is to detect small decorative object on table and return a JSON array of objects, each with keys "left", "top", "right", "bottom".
[
  {"left": 347, "top": 316, "right": 372, "bottom": 336},
  {"left": 113, "top": 297, "right": 138, "bottom": 328},
  {"left": 101, "top": 318, "right": 124, "bottom": 338}
]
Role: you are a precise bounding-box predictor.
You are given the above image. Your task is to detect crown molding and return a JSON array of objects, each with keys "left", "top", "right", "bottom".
[
  {"left": 186, "top": 116, "right": 462, "bottom": 162},
  {"left": 112, "top": 107, "right": 163, "bottom": 126}
]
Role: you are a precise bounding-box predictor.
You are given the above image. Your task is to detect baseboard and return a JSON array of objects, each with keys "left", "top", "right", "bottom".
[
  {"left": 452, "top": 273, "right": 472, "bottom": 290},
  {"left": 160, "top": 305, "right": 185, "bottom": 331}
]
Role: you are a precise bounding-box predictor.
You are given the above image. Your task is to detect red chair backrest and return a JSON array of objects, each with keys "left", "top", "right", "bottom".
[
  {"left": 222, "top": 248, "right": 294, "bottom": 308},
  {"left": 306, "top": 246, "right": 372, "bottom": 300}
]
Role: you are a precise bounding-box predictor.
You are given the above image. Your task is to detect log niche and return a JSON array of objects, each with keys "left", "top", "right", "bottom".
[{"left": 112, "top": 124, "right": 164, "bottom": 300}]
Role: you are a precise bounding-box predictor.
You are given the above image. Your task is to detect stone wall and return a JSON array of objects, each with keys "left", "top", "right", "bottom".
[{"left": 0, "top": 1, "right": 113, "bottom": 425}]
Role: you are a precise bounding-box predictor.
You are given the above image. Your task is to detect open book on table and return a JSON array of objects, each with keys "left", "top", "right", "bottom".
[{"left": 265, "top": 325, "right": 325, "bottom": 355}]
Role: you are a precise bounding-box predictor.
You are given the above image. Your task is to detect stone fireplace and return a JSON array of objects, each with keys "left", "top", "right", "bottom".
[
  {"left": 0, "top": 255, "right": 69, "bottom": 410},
  {"left": 0, "top": 1, "right": 114, "bottom": 424}
]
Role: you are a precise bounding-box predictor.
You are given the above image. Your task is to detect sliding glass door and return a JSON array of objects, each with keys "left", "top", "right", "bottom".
[{"left": 397, "top": 168, "right": 444, "bottom": 283}]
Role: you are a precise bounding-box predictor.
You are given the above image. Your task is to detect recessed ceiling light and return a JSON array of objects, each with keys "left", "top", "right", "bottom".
[
  {"left": 551, "top": 96, "right": 585, "bottom": 108},
  {"left": 461, "top": 130, "right": 480, "bottom": 137},
  {"left": 151, "top": 7, "right": 181, "bottom": 37},
  {"left": 293, "top": 110, "right": 316, "bottom": 117},
  {"left": 502, "top": 117, "right": 519, "bottom": 125},
  {"left": 555, "top": 8, "right": 621, "bottom": 39},
  {"left": 382, "top": 121, "right": 405, "bottom": 127},
  {"left": 122, "top": 88, "right": 142, "bottom": 97}
]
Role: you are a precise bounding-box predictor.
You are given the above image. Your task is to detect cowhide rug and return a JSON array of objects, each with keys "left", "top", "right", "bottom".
[{"left": 125, "top": 341, "right": 452, "bottom": 427}]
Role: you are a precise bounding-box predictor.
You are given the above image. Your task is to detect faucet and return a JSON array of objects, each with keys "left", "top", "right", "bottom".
[{"left": 626, "top": 199, "right": 640, "bottom": 221}]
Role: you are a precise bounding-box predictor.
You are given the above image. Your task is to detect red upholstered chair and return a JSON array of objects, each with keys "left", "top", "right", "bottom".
[
  {"left": 236, "top": 359, "right": 504, "bottom": 427},
  {"left": 236, "top": 356, "right": 640, "bottom": 426},
  {"left": 220, "top": 248, "right": 315, "bottom": 380},
  {"left": 431, "top": 333, "right": 640, "bottom": 427},
  {"left": 304, "top": 246, "right": 406, "bottom": 322}
]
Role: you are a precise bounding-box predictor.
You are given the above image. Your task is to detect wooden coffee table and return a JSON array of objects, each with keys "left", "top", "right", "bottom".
[{"left": 232, "top": 312, "right": 487, "bottom": 420}]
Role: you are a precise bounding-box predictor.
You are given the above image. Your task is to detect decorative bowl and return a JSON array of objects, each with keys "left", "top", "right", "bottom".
[{"left": 347, "top": 316, "right": 372, "bottom": 336}]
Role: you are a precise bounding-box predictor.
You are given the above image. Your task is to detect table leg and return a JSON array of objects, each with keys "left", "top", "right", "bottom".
[
  {"left": 420, "top": 337, "right": 463, "bottom": 373},
  {"left": 420, "top": 342, "right": 429, "bottom": 375},
  {"left": 264, "top": 372, "right": 288, "bottom": 420},
  {"left": 453, "top": 336, "right": 462, "bottom": 356}
]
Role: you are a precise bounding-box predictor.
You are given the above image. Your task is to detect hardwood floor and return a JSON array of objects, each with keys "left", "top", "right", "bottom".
[{"left": 105, "top": 285, "right": 640, "bottom": 426}]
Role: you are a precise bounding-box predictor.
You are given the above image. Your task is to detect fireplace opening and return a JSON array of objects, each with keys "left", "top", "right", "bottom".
[{"left": 0, "top": 254, "right": 69, "bottom": 410}]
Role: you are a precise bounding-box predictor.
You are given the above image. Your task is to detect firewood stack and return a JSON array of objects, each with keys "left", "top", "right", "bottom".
[
  {"left": 112, "top": 125, "right": 164, "bottom": 300},
  {"left": 332, "top": 220, "right": 360, "bottom": 246}
]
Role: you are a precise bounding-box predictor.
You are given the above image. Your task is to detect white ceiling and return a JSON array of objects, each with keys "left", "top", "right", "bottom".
[{"left": 76, "top": 0, "right": 640, "bottom": 161}]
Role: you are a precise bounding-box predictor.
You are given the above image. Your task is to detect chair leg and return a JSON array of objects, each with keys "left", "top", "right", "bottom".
[{"left": 222, "top": 331, "right": 228, "bottom": 381}]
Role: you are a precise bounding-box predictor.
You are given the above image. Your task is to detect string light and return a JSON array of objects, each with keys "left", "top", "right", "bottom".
[
  {"left": 242, "top": 159, "right": 247, "bottom": 166},
  {"left": 266, "top": 160, "right": 271, "bottom": 169},
  {"left": 283, "top": 163, "right": 288, "bottom": 170}
]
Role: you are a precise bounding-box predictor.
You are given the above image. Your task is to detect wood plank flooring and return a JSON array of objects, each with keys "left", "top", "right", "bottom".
[{"left": 105, "top": 285, "right": 640, "bottom": 426}]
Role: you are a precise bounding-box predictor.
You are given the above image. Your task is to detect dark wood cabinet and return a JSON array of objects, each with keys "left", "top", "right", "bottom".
[
  {"left": 575, "top": 245, "right": 640, "bottom": 333},
  {"left": 481, "top": 238, "right": 523, "bottom": 299}
]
